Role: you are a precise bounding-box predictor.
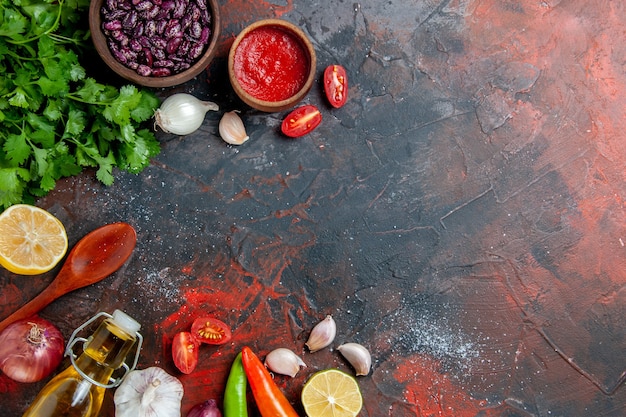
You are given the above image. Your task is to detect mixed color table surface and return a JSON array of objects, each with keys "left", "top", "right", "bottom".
[{"left": 2, "top": 0, "right": 625, "bottom": 416}]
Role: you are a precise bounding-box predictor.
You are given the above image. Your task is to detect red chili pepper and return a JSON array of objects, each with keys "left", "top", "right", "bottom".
[{"left": 240, "top": 346, "right": 299, "bottom": 417}]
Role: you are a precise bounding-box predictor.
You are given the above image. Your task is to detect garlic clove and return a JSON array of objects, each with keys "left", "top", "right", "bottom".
[
  {"left": 264, "top": 348, "right": 307, "bottom": 377},
  {"left": 305, "top": 315, "right": 336, "bottom": 353},
  {"left": 219, "top": 110, "right": 249, "bottom": 145},
  {"left": 337, "top": 342, "right": 372, "bottom": 376}
]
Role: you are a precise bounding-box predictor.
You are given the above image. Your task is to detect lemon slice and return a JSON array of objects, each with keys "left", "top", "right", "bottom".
[
  {"left": 301, "top": 369, "right": 363, "bottom": 417},
  {"left": 0, "top": 204, "right": 68, "bottom": 275}
]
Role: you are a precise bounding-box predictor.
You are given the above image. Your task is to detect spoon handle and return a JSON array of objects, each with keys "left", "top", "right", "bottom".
[{"left": 0, "top": 279, "right": 64, "bottom": 333}]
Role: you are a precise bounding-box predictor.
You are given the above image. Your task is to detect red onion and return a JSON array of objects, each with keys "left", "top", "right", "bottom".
[
  {"left": 0, "top": 316, "right": 65, "bottom": 383},
  {"left": 187, "top": 399, "right": 222, "bottom": 417}
]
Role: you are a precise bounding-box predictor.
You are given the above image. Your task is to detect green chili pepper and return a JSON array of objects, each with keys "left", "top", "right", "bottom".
[{"left": 224, "top": 352, "right": 248, "bottom": 417}]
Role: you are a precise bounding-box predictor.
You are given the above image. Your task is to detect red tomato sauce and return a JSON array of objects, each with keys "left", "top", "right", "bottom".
[{"left": 233, "top": 26, "right": 310, "bottom": 102}]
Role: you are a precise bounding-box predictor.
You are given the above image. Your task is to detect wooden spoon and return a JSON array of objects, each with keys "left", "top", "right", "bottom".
[{"left": 0, "top": 222, "right": 137, "bottom": 333}]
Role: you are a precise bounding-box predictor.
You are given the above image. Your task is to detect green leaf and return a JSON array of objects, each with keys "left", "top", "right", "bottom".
[
  {"left": 7, "top": 86, "right": 30, "bottom": 108},
  {"left": 0, "top": 167, "right": 29, "bottom": 208},
  {"left": 64, "top": 108, "right": 86, "bottom": 137},
  {"left": 37, "top": 75, "right": 68, "bottom": 96},
  {"left": 73, "top": 77, "right": 105, "bottom": 102},
  {"left": 131, "top": 91, "right": 160, "bottom": 122},
  {"left": 32, "top": 146, "right": 49, "bottom": 177},
  {"left": 0, "top": 8, "right": 28, "bottom": 39},
  {"left": 3, "top": 132, "right": 31, "bottom": 165}
]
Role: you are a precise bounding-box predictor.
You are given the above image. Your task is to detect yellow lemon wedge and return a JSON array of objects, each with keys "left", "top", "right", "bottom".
[
  {"left": 301, "top": 369, "right": 363, "bottom": 417},
  {"left": 0, "top": 204, "right": 68, "bottom": 275}
]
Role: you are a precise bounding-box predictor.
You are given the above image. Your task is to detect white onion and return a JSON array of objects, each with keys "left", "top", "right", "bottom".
[
  {"left": 154, "top": 93, "right": 219, "bottom": 135},
  {"left": 0, "top": 316, "right": 65, "bottom": 383}
]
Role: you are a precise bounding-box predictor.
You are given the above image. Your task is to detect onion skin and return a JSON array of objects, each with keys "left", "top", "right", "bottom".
[
  {"left": 0, "top": 316, "right": 65, "bottom": 383},
  {"left": 187, "top": 399, "right": 222, "bottom": 417}
]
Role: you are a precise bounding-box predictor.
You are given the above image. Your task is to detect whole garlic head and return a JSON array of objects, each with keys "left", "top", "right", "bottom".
[{"left": 114, "top": 367, "right": 184, "bottom": 417}]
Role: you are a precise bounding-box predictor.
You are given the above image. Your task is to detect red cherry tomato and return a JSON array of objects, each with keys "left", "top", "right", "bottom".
[
  {"left": 172, "top": 331, "right": 199, "bottom": 374},
  {"left": 191, "top": 316, "right": 232, "bottom": 345},
  {"left": 323, "top": 64, "right": 348, "bottom": 108},
  {"left": 281, "top": 105, "right": 322, "bottom": 138}
]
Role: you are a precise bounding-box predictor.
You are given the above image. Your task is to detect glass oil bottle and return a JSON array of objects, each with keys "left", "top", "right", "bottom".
[{"left": 22, "top": 310, "right": 143, "bottom": 417}]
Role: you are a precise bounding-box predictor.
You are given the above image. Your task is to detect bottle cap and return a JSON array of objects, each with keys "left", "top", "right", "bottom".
[{"left": 111, "top": 309, "right": 141, "bottom": 335}]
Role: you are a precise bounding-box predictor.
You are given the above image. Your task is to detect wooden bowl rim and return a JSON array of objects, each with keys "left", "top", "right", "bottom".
[
  {"left": 89, "top": 0, "right": 221, "bottom": 88},
  {"left": 228, "top": 19, "right": 317, "bottom": 112}
]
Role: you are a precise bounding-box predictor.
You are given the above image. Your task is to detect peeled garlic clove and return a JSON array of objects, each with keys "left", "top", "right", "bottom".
[
  {"left": 264, "top": 348, "right": 307, "bottom": 377},
  {"left": 219, "top": 110, "right": 249, "bottom": 145},
  {"left": 305, "top": 315, "right": 336, "bottom": 353},
  {"left": 338, "top": 343, "right": 372, "bottom": 376}
]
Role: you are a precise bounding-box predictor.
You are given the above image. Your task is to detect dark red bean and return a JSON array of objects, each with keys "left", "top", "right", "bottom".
[
  {"left": 161, "top": 0, "right": 175, "bottom": 11},
  {"left": 166, "top": 36, "right": 182, "bottom": 54},
  {"left": 103, "top": 20, "right": 122, "bottom": 31},
  {"left": 151, "top": 46, "right": 166, "bottom": 60},
  {"left": 141, "top": 6, "right": 161, "bottom": 21},
  {"left": 165, "top": 19, "right": 182, "bottom": 39},
  {"left": 188, "top": 21, "right": 202, "bottom": 38},
  {"left": 144, "top": 20, "right": 157, "bottom": 37},
  {"left": 122, "top": 10, "right": 137, "bottom": 29},
  {"left": 130, "top": 39, "right": 143, "bottom": 52},
  {"left": 177, "top": 39, "right": 191, "bottom": 56},
  {"left": 189, "top": 42, "right": 204, "bottom": 59},
  {"left": 135, "top": 1, "right": 153, "bottom": 11},
  {"left": 118, "top": 0, "right": 132, "bottom": 10},
  {"left": 101, "top": 0, "right": 212, "bottom": 77},
  {"left": 172, "top": 0, "right": 188, "bottom": 19},
  {"left": 154, "top": 59, "right": 174, "bottom": 68},
  {"left": 156, "top": 19, "right": 167, "bottom": 34},
  {"left": 152, "top": 67, "right": 171, "bottom": 77},
  {"left": 151, "top": 37, "right": 167, "bottom": 51},
  {"left": 133, "top": 22, "right": 144, "bottom": 37}
]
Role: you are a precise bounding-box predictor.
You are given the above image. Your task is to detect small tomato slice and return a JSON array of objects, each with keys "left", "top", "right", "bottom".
[
  {"left": 324, "top": 64, "right": 348, "bottom": 108},
  {"left": 172, "top": 331, "right": 199, "bottom": 374},
  {"left": 191, "top": 316, "right": 232, "bottom": 345},
  {"left": 281, "top": 105, "right": 322, "bottom": 138}
]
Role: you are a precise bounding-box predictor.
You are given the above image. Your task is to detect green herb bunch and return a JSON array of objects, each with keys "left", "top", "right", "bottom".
[{"left": 0, "top": 0, "right": 161, "bottom": 209}]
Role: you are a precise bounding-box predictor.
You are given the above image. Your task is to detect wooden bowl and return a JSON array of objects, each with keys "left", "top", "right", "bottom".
[
  {"left": 89, "top": 0, "right": 220, "bottom": 88},
  {"left": 228, "top": 19, "right": 316, "bottom": 112}
]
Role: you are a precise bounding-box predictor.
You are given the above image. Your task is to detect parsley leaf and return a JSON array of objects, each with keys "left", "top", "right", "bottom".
[{"left": 0, "top": 0, "right": 160, "bottom": 209}]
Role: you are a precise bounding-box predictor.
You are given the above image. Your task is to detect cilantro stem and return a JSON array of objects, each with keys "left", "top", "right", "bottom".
[{"left": 7, "top": 0, "right": 65, "bottom": 45}]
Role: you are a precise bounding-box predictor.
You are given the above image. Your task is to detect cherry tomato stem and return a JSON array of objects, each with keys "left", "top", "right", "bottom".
[
  {"left": 241, "top": 346, "right": 299, "bottom": 417},
  {"left": 224, "top": 352, "right": 248, "bottom": 417}
]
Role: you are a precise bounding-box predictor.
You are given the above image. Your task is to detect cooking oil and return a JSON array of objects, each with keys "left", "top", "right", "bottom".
[{"left": 22, "top": 310, "right": 142, "bottom": 417}]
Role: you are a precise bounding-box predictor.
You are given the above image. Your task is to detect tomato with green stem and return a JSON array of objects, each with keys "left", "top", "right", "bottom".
[
  {"left": 224, "top": 352, "right": 248, "bottom": 417},
  {"left": 172, "top": 331, "right": 199, "bottom": 374},
  {"left": 191, "top": 316, "right": 232, "bottom": 345},
  {"left": 324, "top": 64, "right": 348, "bottom": 108},
  {"left": 281, "top": 105, "right": 322, "bottom": 138},
  {"left": 241, "top": 346, "right": 299, "bottom": 417}
]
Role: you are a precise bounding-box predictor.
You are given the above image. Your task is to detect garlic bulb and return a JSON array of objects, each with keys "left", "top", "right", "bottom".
[
  {"left": 114, "top": 367, "right": 184, "bottom": 417},
  {"left": 264, "top": 348, "right": 306, "bottom": 377},
  {"left": 219, "top": 111, "right": 249, "bottom": 145},
  {"left": 154, "top": 93, "right": 219, "bottom": 135},
  {"left": 338, "top": 343, "right": 372, "bottom": 376},
  {"left": 305, "top": 315, "right": 336, "bottom": 353}
]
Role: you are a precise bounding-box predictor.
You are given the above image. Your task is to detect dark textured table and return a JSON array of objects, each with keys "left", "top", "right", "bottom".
[{"left": 2, "top": 0, "right": 626, "bottom": 416}]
